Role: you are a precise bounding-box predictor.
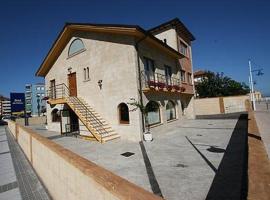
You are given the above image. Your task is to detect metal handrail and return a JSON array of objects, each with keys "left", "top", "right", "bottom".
[
  {"left": 141, "top": 70, "right": 182, "bottom": 89},
  {"left": 68, "top": 97, "right": 109, "bottom": 138},
  {"left": 47, "top": 83, "right": 70, "bottom": 99}
]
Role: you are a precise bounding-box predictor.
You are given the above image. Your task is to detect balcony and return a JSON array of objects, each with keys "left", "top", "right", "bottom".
[{"left": 141, "top": 71, "right": 186, "bottom": 93}]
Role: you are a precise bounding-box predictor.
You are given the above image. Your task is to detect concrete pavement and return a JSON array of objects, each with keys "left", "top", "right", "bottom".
[{"left": 30, "top": 116, "right": 248, "bottom": 200}]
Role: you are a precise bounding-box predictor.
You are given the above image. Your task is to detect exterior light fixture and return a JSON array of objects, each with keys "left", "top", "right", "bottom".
[
  {"left": 68, "top": 67, "right": 72, "bottom": 74},
  {"left": 98, "top": 80, "right": 103, "bottom": 89}
]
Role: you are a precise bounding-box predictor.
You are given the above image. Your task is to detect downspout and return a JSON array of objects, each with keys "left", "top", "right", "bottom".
[{"left": 135, "top": 35, "right": 148, "bottom": 134}]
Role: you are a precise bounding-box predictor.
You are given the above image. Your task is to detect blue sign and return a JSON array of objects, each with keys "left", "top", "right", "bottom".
[{"left": 10, "top": 93, "right": 25, "bottom": 113}]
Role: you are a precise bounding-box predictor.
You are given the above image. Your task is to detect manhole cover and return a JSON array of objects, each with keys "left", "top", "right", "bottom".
[
  {"left": 121, "top": 152, "right": 135, "bottom": 157},
  {"left": 175, "top": 163, "right": 188, "bottom": 168}
]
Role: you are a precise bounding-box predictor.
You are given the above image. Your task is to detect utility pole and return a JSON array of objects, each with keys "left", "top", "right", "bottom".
[{"left": 249, "top": 60, "right": 256, "bottom": 110}]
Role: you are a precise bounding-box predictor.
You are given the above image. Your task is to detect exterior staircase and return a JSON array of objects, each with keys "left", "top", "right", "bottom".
[{"left": 47, "top": 83, "right": 120, "bottom": 143}]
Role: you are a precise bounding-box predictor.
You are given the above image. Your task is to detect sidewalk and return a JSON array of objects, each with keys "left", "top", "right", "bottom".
[{"left": 0, "top": 126, "right": 51, "bottom": 200}]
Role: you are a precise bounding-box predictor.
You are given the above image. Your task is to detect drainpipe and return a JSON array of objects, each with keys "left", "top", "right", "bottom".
[{"left": 135, "top": 36, "right": 147, "bottom": 134}]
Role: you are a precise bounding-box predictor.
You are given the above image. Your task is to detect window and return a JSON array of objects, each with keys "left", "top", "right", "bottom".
[
  {"left": 143, "top": 57, "right": 155, "bottom": 82},
  {"left": 180, "top": 42, "right": 188, "bottom": 56},
  {"left": 180, "top": 70, "right": 186, "bottom": 82},
  {"left": 41, "top": 87, "right": 44, "bottom": 90},
  {"left": 68, "top": 38, "right": 85, "bottom": 57},
  {"left": 145, "top": 101, "right": 160, "bottom": 125},
  {"left": 187, "top": 73, "right": 192, "bottom": 84},
  {"left": 51, "top": 109, "right": 61, "bottom": 122},
  {"left": 83, "top": 67, "right": 90, "bottom": 81},
  {"left": 36, "top": 87, "right": 41, "bottom": 90},
  {"left": 165, "top": 65, "right": 172, "bottom": 85},
  {"left": 166, "top": 100, "right": 176, "bottom": 121},
  {"left": 118, "top": 103, "right": 129, "bottom": 124},
  {"left": 41, "top": 93, "right": 45, "bottom": 97}
]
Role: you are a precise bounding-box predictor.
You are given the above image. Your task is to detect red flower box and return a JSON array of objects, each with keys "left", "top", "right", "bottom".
[
  {"left": 167, "top": 85, "right": 173, "bottom": 91},
  {"left": 157, "top": 82, "right": 166, "bottom": 89},
  {"left": 148, "top": 80, "right": 156, "bottom": 88},
  {"left": 173, "top": 85, "right": 180, "bottom": 91},
  {"left": 180, "top": 87, "right": 186, "bottom": 92}
]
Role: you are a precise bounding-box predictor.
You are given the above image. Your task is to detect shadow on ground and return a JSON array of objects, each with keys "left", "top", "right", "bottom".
[{"left": 206, "top": 114, "right": 248, "bottom": 200}]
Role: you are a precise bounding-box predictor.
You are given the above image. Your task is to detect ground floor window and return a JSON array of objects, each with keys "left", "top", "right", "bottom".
[
  {"left": 51, "top": 108, "right": 61, "bottom": 122},
  {"left": 146, "top": 101, "right": 160, "bottom": 125},
  {"left": 118, "top": 103, "right": 129, "bottom": 124},
  {"left": 166, "top": 100, "right": 176, "bottom": 121}
]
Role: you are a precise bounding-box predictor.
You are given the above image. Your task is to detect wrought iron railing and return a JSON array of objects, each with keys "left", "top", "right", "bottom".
[
  {"left": 141, "top": 70, "right": 184, "bottom": 92},
  {"left": 67, "top": 97, "right": 110, "bottom": 139},
  {"left": 46, "top": 83, "right": 70, "bottom": 99}
]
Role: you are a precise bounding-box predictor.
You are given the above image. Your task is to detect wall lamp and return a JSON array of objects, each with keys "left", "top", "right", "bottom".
[
  {"left": 98, "top": 80, "right": 103, "bottom": 89},
  {"left": 68, "top": 67, "right": 72, "bottom": 74}
]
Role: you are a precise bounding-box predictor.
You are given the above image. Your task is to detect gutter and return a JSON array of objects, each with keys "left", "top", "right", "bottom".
[{"left": 135, "top": 36, "right": 148, "bottom": 134}]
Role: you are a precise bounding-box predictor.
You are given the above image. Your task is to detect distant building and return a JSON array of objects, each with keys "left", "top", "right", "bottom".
[
  {"left": 0, "top": 98, "right": 11, "bottom": 117},
  {"left": 25, "top": 83, "right": 46, "bottom": 116},
  {"left": 193, "top": 70, "right": 207, "bottom": 84},
  {"left": 193, "top": 70, "right": 207, "bottom": 97}
]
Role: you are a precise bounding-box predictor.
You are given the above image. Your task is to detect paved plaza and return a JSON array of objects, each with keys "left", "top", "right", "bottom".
[{"left": 30, "top": 116, "right": 248, "bottom": 200}]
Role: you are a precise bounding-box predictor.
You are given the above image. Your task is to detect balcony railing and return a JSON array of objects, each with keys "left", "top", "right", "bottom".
[
  {"left": 46, "top": 83, "right": 70, "bottom": 99},
  {"left": 141, "top": 70, "right": 185, "bottom": 92}
]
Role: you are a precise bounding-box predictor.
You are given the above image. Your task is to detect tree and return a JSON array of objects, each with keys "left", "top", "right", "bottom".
[{"left": 196, "top": 71, "right": 249, "bottom": 98}]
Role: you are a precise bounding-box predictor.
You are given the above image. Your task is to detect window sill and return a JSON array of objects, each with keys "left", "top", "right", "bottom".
[{"left": 167, "top": 118, "right": 178, "bottom": 123}]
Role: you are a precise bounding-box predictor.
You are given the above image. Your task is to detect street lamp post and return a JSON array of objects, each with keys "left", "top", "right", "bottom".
[
  {"left": 249, "top": 60, "right": 256, "bottom": 110},
  {"left": 37, "top": 95, "right": 40, "bottom": 117},
  {"left": 248, "top": 60, "right": 264, "bottom": 111}
]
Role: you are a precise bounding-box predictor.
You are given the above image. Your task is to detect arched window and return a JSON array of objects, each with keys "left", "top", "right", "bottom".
[
  {"left": 51, "top": 109, "right": 61, "bottom": 122},
  {"left": 166, "top": 100, "right": 176, "bottom": 121},
  {"left": 118, "top": 103, "right": 129, "bottom": 124},
  {"left": 68, "top": 38, "right": 85, "bottom": 57},
  {"left": 145, "top": 101, "right": 160, "bottom": 125}
]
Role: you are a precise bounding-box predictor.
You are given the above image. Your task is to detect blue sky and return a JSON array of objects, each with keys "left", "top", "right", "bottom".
[{"left": 0, "top": 0, "right": 269, "bottom": 96}]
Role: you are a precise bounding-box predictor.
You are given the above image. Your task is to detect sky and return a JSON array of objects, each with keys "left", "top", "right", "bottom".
[{"left": 0, "top": 0, "right": 269, "bottom": 97}]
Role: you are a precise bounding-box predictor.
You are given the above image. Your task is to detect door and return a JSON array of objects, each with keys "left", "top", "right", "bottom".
[
  {"left": 50, "top": 79, "right": 56, "bottom": 99},
  {"left": 144, "top": 57, "right": 155, "bottom": 82},
  {"left": 68, "top": 73, "right": 77, "bottom": 96}
]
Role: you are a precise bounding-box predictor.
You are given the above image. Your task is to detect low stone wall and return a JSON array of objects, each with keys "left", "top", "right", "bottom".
[
  {"left": 7, "top": 121, "right": 161, "bottom": 200},
  {"left": 16, "top": 116, "right": 46, "bottom": 126},
  {"left": 195, "top": 95, "right": 249, "bottom": 116}
]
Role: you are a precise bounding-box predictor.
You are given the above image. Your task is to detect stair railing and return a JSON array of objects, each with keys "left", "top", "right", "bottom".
[
  {"left": 47, "top": 83, "right": 70, "bottom": 99},
  {"left": 69, "top": 97, "right": 110, "bottom": 139}
]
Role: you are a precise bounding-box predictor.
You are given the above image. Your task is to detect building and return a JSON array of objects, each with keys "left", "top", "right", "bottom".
[
  {"left": 193, "top": 70, "right": 207, "bottom": 84},
  {"left": 25, "top": 83, "right": 46, "bottom": 116},
  {"left": 193, "top": 70, "right": 208, "bottom": 97},
  {"left": 1, "top": 100, "right": 11, "bottom": 117},
  {"left": 36, "top": 18, "right": 196, "bottom": 142}
]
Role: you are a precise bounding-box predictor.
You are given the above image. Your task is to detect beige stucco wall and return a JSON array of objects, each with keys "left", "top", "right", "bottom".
[
  {"left": 153, "top": 28, "right": 178, "bottom": 51},
  {"left": 223, "top": 95, "right": 249, "bottom": 113},
  {"left": 194, "top": 98, "right": 221, "bottom": 115},
  {"left": 45, "top": 32, "right": 142, "bottom": 141},
  {"left": 194, "top": 95, "right": 249, "bottom": 115}
]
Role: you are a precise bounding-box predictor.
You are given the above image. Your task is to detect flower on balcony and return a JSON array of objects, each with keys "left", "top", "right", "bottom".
[
  {"left": 173, "top": 85, "right": 180, "bottom": 91},
  {"left": 42, "top": 96, "right": 49, "bottom": 101},
  {"left": 180, "top": 87, "right": 186, "bottom": 92},
  {"left": 148, "top": 80, "right": 156, "bottom": 88},
  {"left": 157, "top": 82, "right": 166, "bottom": 90},
  {"left": 167, "top": 85, "right": 173, "bottom": 91}
]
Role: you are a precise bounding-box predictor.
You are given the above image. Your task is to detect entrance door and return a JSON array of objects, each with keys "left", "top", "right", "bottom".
[{"left": 68, "top": 73, "right": 77, "bottom": 96}]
